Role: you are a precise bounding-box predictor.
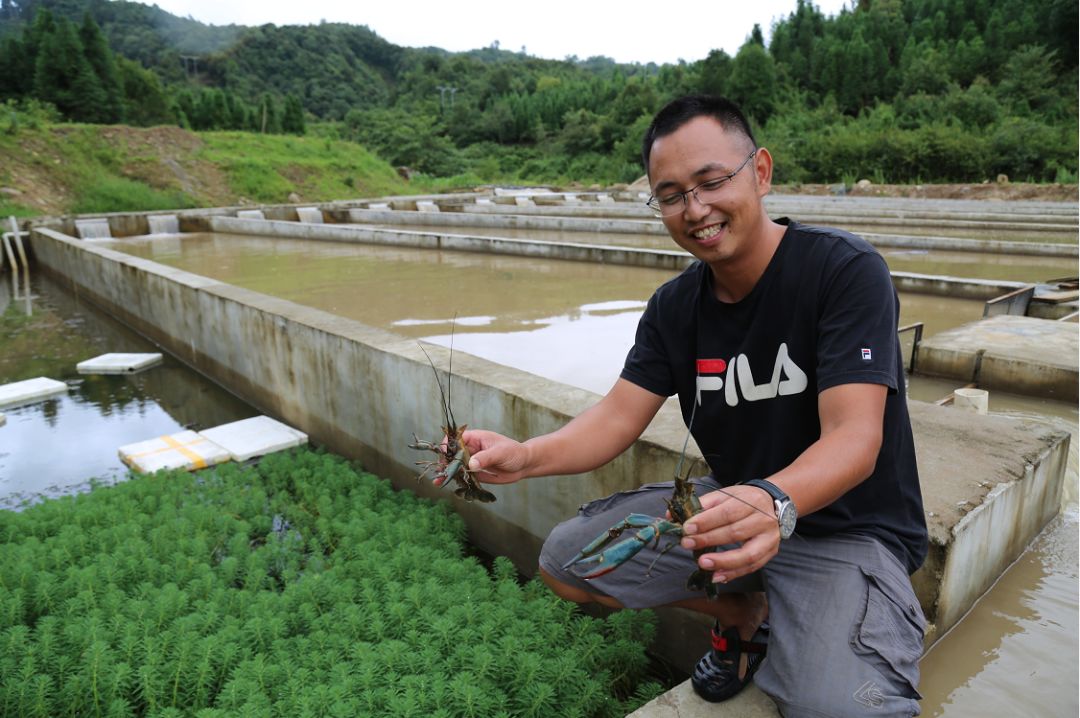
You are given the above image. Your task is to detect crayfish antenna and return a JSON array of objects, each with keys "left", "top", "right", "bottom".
[
  {"left": 417, "top": 341, "right": 455, "bottom": 433},
  {"left": 446, "top": 314, "right": 457, "bottom": 429}
]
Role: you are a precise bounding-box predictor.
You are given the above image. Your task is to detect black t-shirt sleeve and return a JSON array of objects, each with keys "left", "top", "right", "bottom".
[
  {"left": 816, "top": 251, "right": 900, "bottom": 394},
  {"left": 620, "top": 292, "right": 676, "bottom": 397}
]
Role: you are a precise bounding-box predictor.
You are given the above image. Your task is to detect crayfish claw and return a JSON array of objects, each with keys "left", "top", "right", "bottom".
[{"left": 563, "top": 515, "right": 685, "bottom": 579}]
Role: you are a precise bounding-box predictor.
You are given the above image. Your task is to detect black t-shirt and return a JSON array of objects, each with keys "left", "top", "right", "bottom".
[{"left": 621, "top": 219, "right": 928, "bottom": 574}]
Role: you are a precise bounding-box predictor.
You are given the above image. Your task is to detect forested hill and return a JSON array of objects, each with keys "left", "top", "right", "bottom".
[{"left": 0, "top": 0, "right": 1077, "bottom": 188}]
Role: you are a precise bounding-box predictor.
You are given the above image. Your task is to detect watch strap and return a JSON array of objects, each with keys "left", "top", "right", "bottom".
[{"left": 743, "top": 478, "right": 790, "bottom": 503}]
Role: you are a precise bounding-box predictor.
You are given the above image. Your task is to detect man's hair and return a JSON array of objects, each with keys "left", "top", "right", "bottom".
[{"left": 641, "top": 95, "right": 757, "bottom": 171}]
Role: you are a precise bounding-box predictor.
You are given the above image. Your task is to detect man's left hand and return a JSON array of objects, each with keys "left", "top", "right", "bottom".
[{"left": 679, "top": 484, "right": 780, "bottom": 584}]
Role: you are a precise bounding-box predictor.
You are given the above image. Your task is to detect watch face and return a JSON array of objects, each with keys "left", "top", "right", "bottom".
[{"left": 778, "top": 501, "right": 798, "bottom": 539}]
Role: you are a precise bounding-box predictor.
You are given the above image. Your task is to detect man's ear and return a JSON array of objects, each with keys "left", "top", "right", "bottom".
[{"left": 753, "top": 147, "right": 774, "bottom": 197}]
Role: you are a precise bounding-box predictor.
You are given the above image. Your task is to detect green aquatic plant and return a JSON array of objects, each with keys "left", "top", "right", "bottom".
[{"left": 0, "top": 448, "right": 664, "bottom": 717}]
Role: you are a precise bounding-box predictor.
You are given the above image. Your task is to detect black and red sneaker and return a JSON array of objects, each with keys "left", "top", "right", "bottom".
[{"left": 690, "top": 621, "right": 769, "bottom": 702}]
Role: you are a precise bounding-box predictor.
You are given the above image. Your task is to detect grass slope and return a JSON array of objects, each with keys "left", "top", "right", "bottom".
[{"left": 0, "top": 124, "right": 414, "bottom": 217}]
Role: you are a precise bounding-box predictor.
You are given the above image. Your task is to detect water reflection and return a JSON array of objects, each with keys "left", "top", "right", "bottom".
[
  {"left": 0, "top": 275, "right": 257, "bottom": 508},
  {"left": 419, "top": 305, "right": 645, "bottom": 396}
]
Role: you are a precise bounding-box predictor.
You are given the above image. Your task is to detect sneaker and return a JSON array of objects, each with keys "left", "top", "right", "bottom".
[{"left": 690, "top": 622, "right": 769, "bottom": 702}]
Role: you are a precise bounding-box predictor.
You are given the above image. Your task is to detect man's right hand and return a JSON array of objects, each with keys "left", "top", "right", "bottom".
[
  {"left": 459, "top": 429, "right": 533, "bottom": 484},
  {"left": 447, "top": 379, "right": 665, "bottom": 488}
]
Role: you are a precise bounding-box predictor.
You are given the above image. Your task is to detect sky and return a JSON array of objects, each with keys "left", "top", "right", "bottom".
[{"left": 148, "top": 0, "right": 853, "bottom": 66}]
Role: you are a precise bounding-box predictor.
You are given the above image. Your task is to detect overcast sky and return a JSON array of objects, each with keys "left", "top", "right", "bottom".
[{"left": 148, "top": 0, "right": 853, "bottom": 66}]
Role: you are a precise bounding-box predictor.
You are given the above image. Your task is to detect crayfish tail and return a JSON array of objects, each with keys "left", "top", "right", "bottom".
[
  {"left": 454, "top": 485, "right": 497, "bottom": 503},
  {"left": 686, "top": 568, "right": 714, "bottom": 593}
]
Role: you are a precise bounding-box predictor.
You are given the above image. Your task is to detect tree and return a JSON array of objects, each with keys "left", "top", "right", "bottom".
[
  {"left": 79, "top": 13, "right": 123, "bottom": 122},
  {"left": 697, "top": 49, "right": 732, "bottom": 98},
  {"left": 557, "top": 108, "right": 608, "bottom": 154},
  {"left": 116, "top": 56, "right": 172, "bottom": 125},
  {"left": 835, "top": 28, "right": 874, "bottom": 114},
  {"left": 0, "top": 37, "right": 21, "bottom": 99},
  {"left": 769, "top": 0, "right": 825, "bottom": 90},
  {"left": 256, "top": 93, "right": 280, "bottom": 133},
  {"left": 997, "top": 45, "right": 1063, "bottom": 117},
  {"left": 727, "top": 41, "right": 778, "bottom": 124},
  {"left": 898, "top": 40, "right": 950, "bottom": 97},
  {"left": 749, "top": 23, "right": 765, "bottom": 47},
  {"left": 33, "top": 16, "right": 107, "bottom": 122},
  {"left": 281, "top": 94, "right": 305, "bottom": 135},
  {"left": 7, "top": 7, "right": 55, "bottom": 97}
]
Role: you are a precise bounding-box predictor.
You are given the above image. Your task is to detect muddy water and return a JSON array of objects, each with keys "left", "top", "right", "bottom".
[
  {"left": 907, "top": 378, "right": 1078, "bottom": 717},
  {"left": 108, "top": 232, "right": 675, "bottom": 344},
  {"left": 99, "top": 231, "right": 1078, "bottom": 715},
  {"left": 877, "top": 247, "right": 1076, "bottom": 284},
  {"left": 364, "top": 223, "right": 1076, "bottom": 283},
  {"left": 0, "top": 273, "right": 256, "bottom": 507},
  {"left": 102, "top": 232, "right": 985, "bottom": 393},
  {"left": 812, "top": 221, "right": 1077, "bottom": 245}
]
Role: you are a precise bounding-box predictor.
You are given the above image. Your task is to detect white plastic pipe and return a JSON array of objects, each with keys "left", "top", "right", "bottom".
[{"left": 953, "top": 387, "right": 989, "bottom": 414}]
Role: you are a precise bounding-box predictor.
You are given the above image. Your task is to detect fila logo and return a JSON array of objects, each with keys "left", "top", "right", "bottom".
[
  {"left": 696, "top": 343, "right": 808, "bottom": 406},
  {"left": 861, "top": 347, "right": 873, "bottom": 361}
]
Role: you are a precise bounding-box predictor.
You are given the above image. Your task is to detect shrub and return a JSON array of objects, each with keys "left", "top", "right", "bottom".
[{"left": 0, "top": 448, "right": 663, "bottom": 717}]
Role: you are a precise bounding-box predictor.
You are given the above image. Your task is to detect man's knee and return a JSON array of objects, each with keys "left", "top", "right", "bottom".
[
  {"left": 538, "top": 567, "right": 624, "bottom": 608},
  {"left": 538, "top": 522, "right": 626, "bottom": 609}
]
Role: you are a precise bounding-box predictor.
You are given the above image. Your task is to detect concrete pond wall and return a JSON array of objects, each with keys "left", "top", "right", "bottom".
[{"left": 28, "top": 225, "right": 1072, "bottom": 677}]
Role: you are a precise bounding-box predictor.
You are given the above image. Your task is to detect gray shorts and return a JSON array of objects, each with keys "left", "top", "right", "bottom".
[{"left": 539, "top": 478, "right": 926, "bottom": 718}]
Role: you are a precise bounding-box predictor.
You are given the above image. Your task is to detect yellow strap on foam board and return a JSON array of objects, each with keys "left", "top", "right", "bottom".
[
  {"left": 128, "top": 434, "right": 209, "bottom": 470},
  {"left": 162, "top": 435, "right": 208, "bottom": 470}
]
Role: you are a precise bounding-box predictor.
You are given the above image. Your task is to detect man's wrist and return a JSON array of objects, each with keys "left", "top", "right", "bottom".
[{"left": 743, "top": 478, "right": 798, "bottom": 539}]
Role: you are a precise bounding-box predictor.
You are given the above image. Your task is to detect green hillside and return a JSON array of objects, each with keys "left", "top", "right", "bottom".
[
  {"left": 0, "top": 121, "right": 420, "bottom": 216},
  {"left": 0, "top": 0, "right": 1076, "bottom": 194}
]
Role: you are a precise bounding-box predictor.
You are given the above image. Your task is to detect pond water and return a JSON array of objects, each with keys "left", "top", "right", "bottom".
[
  {"left": 0, "top": 273, "right": 257, "bottom": 508},
  {"left": 360, "top": 222, "right": 1077, "bottom": 283},
  {"left": 99, "top": 232, "right": 989, "bottom": 395}
]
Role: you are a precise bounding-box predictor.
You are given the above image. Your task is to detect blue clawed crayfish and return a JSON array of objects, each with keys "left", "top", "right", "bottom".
[
  {"left": 561, "top": 463, "right": 716, "bottom": 593},
  {"left": 408, "top": 329, "right": 496, "bottom": 503},
  {"left": 562, "top": 405, "right": 720, "bottom": 595}
]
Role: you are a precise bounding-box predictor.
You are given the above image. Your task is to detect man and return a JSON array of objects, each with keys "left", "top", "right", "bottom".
[{"left": 454, "top": 95, "right": 928, "bottom": 717}]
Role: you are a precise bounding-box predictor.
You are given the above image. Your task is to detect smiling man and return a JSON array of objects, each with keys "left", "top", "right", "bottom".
[{"left": 459, "top": 95, "right": 928, "bottom": 717}]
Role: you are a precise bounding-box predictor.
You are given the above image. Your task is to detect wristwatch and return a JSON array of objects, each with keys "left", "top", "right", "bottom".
[{"left": 744, "top": 479, "right": 798, "bottom": 539}]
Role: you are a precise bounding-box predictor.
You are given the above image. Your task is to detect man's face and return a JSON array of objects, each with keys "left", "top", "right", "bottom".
[{"left": 647, "top": 116, "right": 771, "bottom": 269}]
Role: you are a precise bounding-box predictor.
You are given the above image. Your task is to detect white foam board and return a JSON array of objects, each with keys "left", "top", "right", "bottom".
[
  {"left": 0, "top": 377, "right": 68, "bottom": 409},
  {"left": 199, "top": 416, "right": 308, "bottom": 462},
  {"left": 119, "top": 430, "right": 231, "bottom": 473},
  {"left": 77, "top": 352, "right": 163, "bottom": 374}
]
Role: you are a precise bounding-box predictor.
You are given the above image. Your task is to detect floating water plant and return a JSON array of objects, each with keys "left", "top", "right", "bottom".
[{"left": 0, "top": 448, "right": 663, "bottom": 717}]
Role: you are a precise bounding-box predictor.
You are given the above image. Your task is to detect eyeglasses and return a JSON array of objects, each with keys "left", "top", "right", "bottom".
[{"left": 645, "top": 150, "right": 757, "bottom": 217}]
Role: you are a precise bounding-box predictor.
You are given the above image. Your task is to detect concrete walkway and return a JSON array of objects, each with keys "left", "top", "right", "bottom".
[
  {"left": 628, "top": 680, "right": 779, "bottom": 718},
  {"left": 918, "top": 315, "right": 1078, "bottom": 399}
]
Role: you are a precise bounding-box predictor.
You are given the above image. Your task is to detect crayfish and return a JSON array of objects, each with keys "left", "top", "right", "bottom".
[
  {"left": 562, "top": 405, "right": 718, "bottom": 594},
  {"left": 562, "top": 466, "right": 716, "bottom": 593},
  {"left": 408, "top": 331, "right": 495, "bottom": 504}
]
